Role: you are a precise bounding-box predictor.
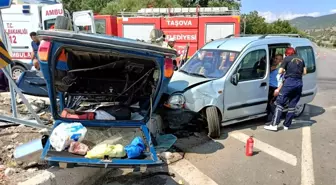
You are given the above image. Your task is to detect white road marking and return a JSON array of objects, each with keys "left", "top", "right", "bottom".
[
  {"left": 325, "top": 106, "right": 336, "bottom": 110},
  {"left": 229, "top": 131, "right": 298, "bottom": 166},
  {"left": 169, "top": 159, "right": 218, "bottom": 185},
  {"left": 301, "top": 126, "right": 315, "bottom": 185}
]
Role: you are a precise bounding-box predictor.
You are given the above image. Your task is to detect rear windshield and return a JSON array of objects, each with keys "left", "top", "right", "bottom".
[{"left": 180, "top": 50, "right": 240, "bottom": 79}]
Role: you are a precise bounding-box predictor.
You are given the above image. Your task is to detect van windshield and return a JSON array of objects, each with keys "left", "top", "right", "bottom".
[{"left": 180, "top": 50, "right": 240, "bottom": 79}]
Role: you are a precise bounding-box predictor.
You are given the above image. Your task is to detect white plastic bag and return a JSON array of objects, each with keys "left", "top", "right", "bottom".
[
  {"left": 131, "top": 112, "right": 144, "bottom": 120},
  {"left": 95, "top": 110, "right": 116, "bottom": 120},
  {"left": 50, "top": 122, "right": 87, "bottom": 152}
]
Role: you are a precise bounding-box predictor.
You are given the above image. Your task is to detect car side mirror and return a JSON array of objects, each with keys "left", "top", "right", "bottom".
[{"left": 231, "top": 73, "right": 239, "bottom": 86}]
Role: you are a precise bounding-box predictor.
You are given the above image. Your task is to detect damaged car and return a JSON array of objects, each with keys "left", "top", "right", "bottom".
[
  {"left": 32, "top": 30, "right": 177, "bottom": 168},
  {"left": 161, "top": 35, "right": 317, "bottom": 138}
]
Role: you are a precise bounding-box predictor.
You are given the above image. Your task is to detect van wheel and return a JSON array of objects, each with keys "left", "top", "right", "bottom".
[
  {"left": 206, "top": 107, "right": 221, "bottom": 139},
  {"left": 11, "top": 65, "right": 26, "bottom": 80},
  {"left": 55, "top": 16, "right": 72, "bottom": 30},
  {"left": 294, "top": 104, "right": 306, "bottom": 117}
]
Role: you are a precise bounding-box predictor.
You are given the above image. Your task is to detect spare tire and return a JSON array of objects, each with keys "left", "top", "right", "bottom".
[
  {"left": 55, "top": 16, "right": 72, "bottom": 30},
  {"left": 150, "top": 29, "right": 164, "bottom": 45},
  {"left": 150, "top": 29, "right": 164, "bottom": 40}
]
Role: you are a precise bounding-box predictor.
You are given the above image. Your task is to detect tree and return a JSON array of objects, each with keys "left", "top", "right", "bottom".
[
  {"left": 100, "top": 0, "right": 181, "bottom": 15},
  {"left": 241, "top": 11, "right": 268, "bottom": 34},
  {"left": 241, "top": 11, "right": 307, "bottom": 37}
]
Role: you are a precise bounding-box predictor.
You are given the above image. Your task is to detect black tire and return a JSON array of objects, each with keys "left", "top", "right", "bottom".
[
  {"left": 55, "top": 16, "right": 72, "bottom": 30},
  {"left": 150, "top": 29, "right": 164, "bottom": 40},
  {"left": 11, "top": 65, "right": 26, "bottom": 80},
  {"left": 206, "top": 106, "right": 221, "bottom": 139}
]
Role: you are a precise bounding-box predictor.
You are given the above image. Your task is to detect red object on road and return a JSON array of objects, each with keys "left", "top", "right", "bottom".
[{"left": 246, "top": 136, "right": 254, "bottom": 156}]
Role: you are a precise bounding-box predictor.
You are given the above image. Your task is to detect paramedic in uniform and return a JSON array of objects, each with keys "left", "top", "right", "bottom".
[
  {"left": 30, "top": 32, "right": 40, "bottom": 70},
  {"left": 264, "top": 47, "right": 307, "bottom": 131}
]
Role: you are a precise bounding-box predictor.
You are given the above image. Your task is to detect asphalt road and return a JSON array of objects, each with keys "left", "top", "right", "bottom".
[{"left": 98, "top": 47, "right": 336, "bottom": 185}]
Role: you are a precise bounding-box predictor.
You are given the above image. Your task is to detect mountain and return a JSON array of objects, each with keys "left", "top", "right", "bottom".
[{"left": 289, "top": 13, "right": 336, "bottom": 30}]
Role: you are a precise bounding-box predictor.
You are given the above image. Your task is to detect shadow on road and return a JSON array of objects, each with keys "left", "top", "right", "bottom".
[
  {"left": 174, "top": 131, "right": 225, "bottom": 154},
  {"left": 291, "top": 104, "right": 325, "bottom": 129},
  {"left": 220, "top": 104, "right": 325, "bottom": 132},
  {"left": 93, "top": 165, "right": 182, "bottom": 185}
]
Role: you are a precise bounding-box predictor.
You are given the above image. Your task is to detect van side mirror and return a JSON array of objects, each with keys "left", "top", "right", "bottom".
[{"left": 231, "top": 73, "right": 239, "bottom": 86}]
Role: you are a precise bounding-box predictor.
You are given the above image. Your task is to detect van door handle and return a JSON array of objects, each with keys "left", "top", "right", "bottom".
[{"left": 260, "top": 82, "right": 267, "bottom": 87}]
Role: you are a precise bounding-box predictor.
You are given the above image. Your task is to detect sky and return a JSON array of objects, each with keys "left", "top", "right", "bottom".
[{"left": 240, "top": 0, "right": 336, "bottom": 22}]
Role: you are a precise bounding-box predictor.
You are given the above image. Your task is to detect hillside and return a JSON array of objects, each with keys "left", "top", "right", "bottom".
[{"left": 289, "top": 13, "right": 336, "bottom": 30}]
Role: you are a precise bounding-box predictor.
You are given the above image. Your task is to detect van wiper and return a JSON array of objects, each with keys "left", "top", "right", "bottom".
[
  {"left": 188, "top": 73, "right": 207, "bottom": 78},
  {"left": 179, "top": 69, "right": 189, "bottom": 74}
]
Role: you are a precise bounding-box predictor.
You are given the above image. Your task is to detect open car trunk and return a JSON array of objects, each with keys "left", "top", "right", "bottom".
[{"left": 36, "top": 30, "right": 177, "bottom": 168}]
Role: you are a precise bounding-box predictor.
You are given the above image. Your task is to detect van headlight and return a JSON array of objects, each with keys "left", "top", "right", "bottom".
[{"left": 165, "top": 93, "right": 185, "bottom": 109}]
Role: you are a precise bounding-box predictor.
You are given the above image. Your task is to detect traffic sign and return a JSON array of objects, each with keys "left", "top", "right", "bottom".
[
  {"left": 0, "top": 0, "right": 12, "bottom": 9},
  {"left": 0, "top": 38, "right": 12, "bottom": 68}
]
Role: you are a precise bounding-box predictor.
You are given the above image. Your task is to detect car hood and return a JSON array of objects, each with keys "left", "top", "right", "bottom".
[{"left": 166, "top": 71, "right": 212, "bottom": 94}]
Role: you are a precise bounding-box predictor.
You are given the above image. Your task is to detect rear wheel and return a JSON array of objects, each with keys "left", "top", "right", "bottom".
[{"left": 206, "top": 106, "right": 221, "bottom": 139}]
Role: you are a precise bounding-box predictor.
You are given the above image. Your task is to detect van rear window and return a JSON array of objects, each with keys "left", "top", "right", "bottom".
[{"left": 296, "top": 46, "right": 316, "bottom": 73}]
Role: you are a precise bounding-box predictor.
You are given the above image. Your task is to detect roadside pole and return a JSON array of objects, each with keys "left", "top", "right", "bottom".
[{"left": 0, "top": 10, "right": 17, "bottom": 118}]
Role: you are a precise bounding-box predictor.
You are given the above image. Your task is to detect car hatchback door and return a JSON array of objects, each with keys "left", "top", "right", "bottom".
[{"left": 223, "top": 45, "right": 270, "bottom": 121}]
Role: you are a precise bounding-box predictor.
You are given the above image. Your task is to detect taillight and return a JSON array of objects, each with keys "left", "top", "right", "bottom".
[
  {"left": 38, "top": 40, "right": 51, "bottom": 61},
  {"left": 164, "top": 58, "right": 174, "bottom": 78}
]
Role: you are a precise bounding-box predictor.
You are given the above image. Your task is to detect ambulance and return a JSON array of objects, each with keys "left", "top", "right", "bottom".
[{"left": 1, "top": 3, "right": 103, "bottom": 79}]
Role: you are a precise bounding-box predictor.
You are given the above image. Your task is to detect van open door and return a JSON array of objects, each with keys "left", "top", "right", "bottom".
[{"left": 72, "top": 10, "right": 96, "bottom": 33}]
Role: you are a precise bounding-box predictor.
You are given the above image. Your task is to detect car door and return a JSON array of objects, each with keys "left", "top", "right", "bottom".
[
  {"left": 293, "top": 44, "right": 317, "bottom": 104},
  {"left": 72, "top": 10, "right": 96, "bottom": 33},
  {"left": 223, "top": 45, "right": 269, "bottom": 121}
]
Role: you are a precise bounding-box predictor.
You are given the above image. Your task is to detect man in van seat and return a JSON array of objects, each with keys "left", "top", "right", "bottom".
[
  {"left": 264, "top": 47, "right": 307, "bottom": 131},
  {"left": 30, "top": 32, "right": 40, "bottom": 70},
  {"left": 266, "top": 54, "right": 284, "bottom": 122}
]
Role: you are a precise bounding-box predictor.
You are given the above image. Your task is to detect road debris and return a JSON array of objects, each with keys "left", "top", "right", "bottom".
[
  {"left": 4, "top": 168, "right": 16, "bottom": 176},
  {"left": 159, "top": 152, "right": 184, "bottom": 164},
  {"left": 0, "top": 93, "right": 52, "bottom": 184}
]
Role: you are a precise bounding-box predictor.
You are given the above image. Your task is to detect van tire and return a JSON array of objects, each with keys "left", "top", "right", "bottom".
[
  {"left": 11, "top": 65, "right": 26, "bottom": 80},
  {"left": 55, "top": 16, "right": 72, "bottom": 30},
  {"left": 206, "top": 106, "right": 221, "bottom": 139}
]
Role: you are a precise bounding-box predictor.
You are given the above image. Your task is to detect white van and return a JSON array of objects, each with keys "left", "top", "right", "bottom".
[
  {"left": 1, "top": 3, "right": 94, "bottom": 79},
  {"left": 161, "top": 34, "right": 317, "bottom": 138}
]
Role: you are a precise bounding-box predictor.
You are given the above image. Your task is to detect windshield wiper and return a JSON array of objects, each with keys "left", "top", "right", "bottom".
[
  {"left": 188, "top": 73, "right": 207, "bottom": 78},
  {"left": 179, "top": 69, "right": 189, "bottom": 74}
]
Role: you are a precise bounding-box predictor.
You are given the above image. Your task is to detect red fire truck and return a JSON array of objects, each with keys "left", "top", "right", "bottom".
[{"left": 116, "top": 7, "right": 240, "bottom": 57}]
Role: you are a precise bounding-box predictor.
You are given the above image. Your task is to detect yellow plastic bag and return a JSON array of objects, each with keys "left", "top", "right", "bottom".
[{"left": 85, "top": 144, "right": 126, "bottom": 159}]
